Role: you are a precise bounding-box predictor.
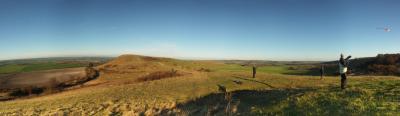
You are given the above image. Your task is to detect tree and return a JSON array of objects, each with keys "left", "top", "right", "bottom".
[{"left": 85, "top": 63, "right": 99, "bottom": 79}]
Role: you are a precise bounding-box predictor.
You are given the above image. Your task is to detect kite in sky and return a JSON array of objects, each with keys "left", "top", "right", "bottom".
[{"left": 376, "top": 26, "right": 392, "bottom": 32}]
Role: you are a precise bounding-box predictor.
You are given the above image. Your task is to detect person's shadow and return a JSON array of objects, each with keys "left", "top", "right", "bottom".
[
  {"left": 171, "top": 88, "right": 314, "bottom": 115},
  {"left": 232, "top": 75, "right": 275, "bottom": 89}
]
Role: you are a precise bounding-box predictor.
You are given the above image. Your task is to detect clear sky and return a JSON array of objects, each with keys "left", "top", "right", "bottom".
[{"left": 0, "top": 0, "right": 399, "bottom": 61}]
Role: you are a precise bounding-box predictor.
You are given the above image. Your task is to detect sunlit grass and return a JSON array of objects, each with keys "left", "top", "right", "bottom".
[{"left": 0, "top": 59, "right": 398, "bottom": 115}]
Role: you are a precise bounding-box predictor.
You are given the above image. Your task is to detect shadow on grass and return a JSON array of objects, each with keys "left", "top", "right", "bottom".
[
  {"left": 174, "top": 88, "right": 315, "bottom": 115},
  {"left": 232, "top": 76, "right": 275, "bottom": 89}
]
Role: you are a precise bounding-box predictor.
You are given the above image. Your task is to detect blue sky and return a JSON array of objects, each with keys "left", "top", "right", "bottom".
[{"left": 0, "top": 0, "right": 399, "bottom": 61}]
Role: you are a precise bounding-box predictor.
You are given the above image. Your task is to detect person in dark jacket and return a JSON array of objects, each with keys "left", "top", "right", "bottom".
[
  {"left": 252, "top": 65, "right": 257, "bottom": 78},
  {"left": 320, "top": 65, "right": 325, "bottom": 79},
  {"left": 339, "top": 54, "right": 351, "bottom": 89}
]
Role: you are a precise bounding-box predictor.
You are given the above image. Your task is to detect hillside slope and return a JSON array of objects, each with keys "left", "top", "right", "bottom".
[
  {"left": 98, "top": 54, "right": 175, "bottom": 73},
  {"left": 93, "top": 54, "right": 208, "bottom": 85},
  {"left": 0, "top": 54, "right": 398, "bottom": 115}
]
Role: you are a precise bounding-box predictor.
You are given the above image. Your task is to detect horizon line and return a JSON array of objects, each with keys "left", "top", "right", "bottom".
[{"left": 0, "top": 53, "right": 380, "bottom": 62}]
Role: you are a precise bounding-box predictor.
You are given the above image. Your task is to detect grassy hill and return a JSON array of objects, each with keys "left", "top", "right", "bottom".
[{"left": 0, "top": 55, "right": 398, "bottom": 115}]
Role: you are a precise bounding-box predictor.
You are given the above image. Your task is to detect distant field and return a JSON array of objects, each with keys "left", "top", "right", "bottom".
[
  {"left": 0, "top": 57, "right": 111, "bottom": 74},
  {"left": 0, "top": 63, "right": 86, "bottom": 74},
  {"left": 214, "top": 64, "right": 320, "bottom": 75},
  {"left": 0, "top": 67, "right": 86, "bottom": 90}
]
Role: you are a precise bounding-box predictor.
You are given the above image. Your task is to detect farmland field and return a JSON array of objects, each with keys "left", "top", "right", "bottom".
[
  {"left": 0, "top": 63, "right": 85, "bottom": 74},
  {"left": 0, "top": 57, "right": 111, "bottom": 74}
]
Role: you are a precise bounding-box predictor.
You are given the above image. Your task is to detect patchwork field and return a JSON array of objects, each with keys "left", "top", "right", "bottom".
[
  {"left": 0, "top": 55, "right": 398, "bottom": 115},
  {"left": 0, "top": 57, "right": 111, "bottom": 74},
  {"left": 0, "top": 68, "right": 86, "bottom": 90},
  {"left": 0, "top": 63, "right": 85, "bottom": 74}
]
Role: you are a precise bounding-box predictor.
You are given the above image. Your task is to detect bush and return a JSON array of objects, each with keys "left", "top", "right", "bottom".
[
  {"left": 375, "top": 54, "right": 400, "bottom": 65},
  {"left": 8, "top": 86, "right": 46, "bottom": 97},
  {"left": 9, "top": 89, "right": 29, "bottom": 97},
  {"left": 341, "top": 54, "right": 400, "bottom": 75},
  {"left": 198, "top": 68, "right": 211, "bottom": 72},
  {"left": 364, "top": 54, "right": 400, "bottom": 75},
  {"left": 368, "top": 64, "right": 398, "bottom": 75},
  {"left": 8, "top": 73, "right": 95, "bottom": 98},
  {"left": 136, "top": 69, "right": 183, "bottom": 82},
  {"left": 85, "top": 63, "right": 99, "bottom": 79},
  {"left": 44, "top": 78, "right": 61, "bottom": 94}
]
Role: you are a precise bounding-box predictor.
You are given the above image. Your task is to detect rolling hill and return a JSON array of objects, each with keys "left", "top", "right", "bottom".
[{"left": 0, "top": 54, "right": 398, "bottom": 115}]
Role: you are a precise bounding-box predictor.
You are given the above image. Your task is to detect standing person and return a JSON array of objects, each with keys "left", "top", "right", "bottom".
[
  {"left": 320, "top": 65, "right": 325, "bottom": 79},
  {"left": 252, "top": 65, "right": 257, "bottom": 78},
  {"left": 339, "top": 54, "right": 351, "bottom": 89}
]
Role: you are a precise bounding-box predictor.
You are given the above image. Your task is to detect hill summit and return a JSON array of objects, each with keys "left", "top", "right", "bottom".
[{"left": 98, "top": 54, "right": 174, "bottom": 74}]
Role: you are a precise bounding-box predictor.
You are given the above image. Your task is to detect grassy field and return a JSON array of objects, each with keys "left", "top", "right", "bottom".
[
  {"left": 0, "top": 55, "right": 398, "bottom": 115},
  {"left": 0, "top": 63, "right": 86, "bottom": 74},
  {"left": 212, "top": 64, "right": 319, "bottom": 75},
  {"left": 0, "top": 57, "right": 111, "bottom": 74}
]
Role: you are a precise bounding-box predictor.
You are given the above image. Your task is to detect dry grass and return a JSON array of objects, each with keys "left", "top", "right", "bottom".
[
  {"left": 1, "top": 73, "right": 397, "bottom": 115},
  {"left": 136, "top": 69, "right": 184, "bottom": 82},
  {"left": 0, "top": 54, "right": 398, "bottom": 115}
]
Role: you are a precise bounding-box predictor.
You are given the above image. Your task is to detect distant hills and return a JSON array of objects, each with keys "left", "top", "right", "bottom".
[
  {"left": 0, "top": 57, "right": 113, "bottom": 66},
  {"left": 1, "top": 53, "right": 399, "bottom": 76}
]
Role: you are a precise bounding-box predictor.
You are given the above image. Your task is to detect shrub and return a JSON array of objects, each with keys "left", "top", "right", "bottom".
[
  {"left": 44, "top": 78, "right": 61, "bottom": 94},
  {"left": 198, "top": 68, "right": 211, "bottom": 72},
  {"left": 338, "top": 53, "right": 400, "bottom": 75},
  {"left": 375, "top": 54, "right": 400, "bottom": 65},
  {"left": 9, "top": 89, "right": 29, "bottom": 97},
  {"left": 8, "top": 86, "right": 45, "bottom": 97},
  {"left": 368, "top": 64, "right": 398, "bottom": 75},
  {"left": 85, "top": 63, "right": 99, "bottom": 79},
  {"left": 288, "top": 67, "right": 296, "bottom": 70},
  {"left": 136, "top": 69, "right": 183, "bottom": 82}
]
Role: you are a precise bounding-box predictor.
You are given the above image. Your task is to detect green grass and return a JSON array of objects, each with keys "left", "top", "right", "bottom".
[
  {"left": 243, "top": 80, "right": 399, "bottom": 115},
  {"left": 257, "top": 65, "right": 317, "bottom": 75},
  {"left": 0, "top": 64, "right": 25, "bottom": 74},
  {"left": 212, "top": 64, "right": 319, "bottom": 75},
  {"left": 0, "top": 62, "right": 86, "bottom": 74},
  {"left": 0, "top": 59, "right": 398, "bottom": 115}
]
